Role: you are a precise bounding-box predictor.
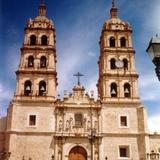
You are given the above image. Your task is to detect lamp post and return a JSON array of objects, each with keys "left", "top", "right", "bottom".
[
  {"left": 147, "top": 150, "right": 160, "bottom": 160},
  {"left": 88, "top": 130, "right": 96, "bottom": 160},
  {"left": 146, "top": 35, "right": 160, "bottom": 81}
]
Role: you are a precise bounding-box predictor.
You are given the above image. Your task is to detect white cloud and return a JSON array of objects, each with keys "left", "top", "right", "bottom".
[
  {"left": 139, "top": 73, "right": 160, "bottom": 101},
  {"left": 0, "top": 83, "right": 12, "bottom": 101},
  {"left": 0, "top": 106, "right": 7, "bottom": 118},
  {"left": 0, "top": 82, "right": 12, "bottom": 117},
  {"left": 87, "top": 51, "right": 96, "bottom": 57},
  {"left": 57, "top": 51, "right": 83, "bottom": 94},
  {"left": 148, "top": 114, "right": 160, "bottom": 133},
  {"left": 85, "top": 76, "right": 98, "bottom": 97},
  {"left": 56, "top": 9, "right": 100, "bottom": 95},
  {"left": 6, "top": 44, "right": 20, "bottom": 75},
  {"left": 144, "top": 0, "right": 160, "bottom": 34}
]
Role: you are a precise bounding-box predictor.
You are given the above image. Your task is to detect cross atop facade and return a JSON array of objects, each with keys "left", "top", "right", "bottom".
[{"left": 74, "top": 72, "right": 84, "bottom": 85}]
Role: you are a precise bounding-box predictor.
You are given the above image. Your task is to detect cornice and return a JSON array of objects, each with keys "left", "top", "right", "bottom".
[
  {"left": 16, "top": 70, "right": 57, "bottom": 75},
  {"left": 21, "top": 46, "right": 56, "bottom": 52},
  {"left": 24, "top": 27, "right": 55, "bottom": 32}
]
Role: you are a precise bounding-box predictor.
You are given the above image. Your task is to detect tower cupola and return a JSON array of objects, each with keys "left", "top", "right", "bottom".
[
  {"left": 39, "top": 0, "right": 46, "bottom": 17},
  {"left": 110, "top": 0, "right": 118, "bottom": 19}
]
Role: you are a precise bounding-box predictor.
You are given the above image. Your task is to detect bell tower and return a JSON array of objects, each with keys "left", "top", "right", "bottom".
[
  {"left": 6, "top": 2, "right": 58, "bottom": 159},
  {"left": 97, "top": 0, "right": 140, "bottom": 103},
  {"left": 14, "top": 0, "right": 57, "bottom": 100}
]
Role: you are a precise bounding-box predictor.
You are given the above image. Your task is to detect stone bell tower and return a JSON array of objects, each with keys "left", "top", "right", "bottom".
[
  {"left": 5, "top": 1, "right": 58, "bottom": 159},
  {"left": 97, "top": 0, "right": 140, "bottom": 103},
  {"left": 97, "top": 1, "right": 149, "bottom": 159},
  {"left": 15, "top": 0, "right": 57, "bottom": 100}
]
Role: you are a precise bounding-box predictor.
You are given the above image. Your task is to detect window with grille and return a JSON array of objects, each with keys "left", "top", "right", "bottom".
[
  {"left": 120, "top": 116, "right": 127, "bottom": 127},
  {"left": 29, "top": 115, "right": 36, "bottom": 126},
  {"left": 119, "top": 146, "right": 130, "bottom": 158}
]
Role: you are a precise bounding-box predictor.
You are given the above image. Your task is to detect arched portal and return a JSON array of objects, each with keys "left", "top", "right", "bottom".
[{"left": 69, "top": 146, "right": 87, "bottom": 160}]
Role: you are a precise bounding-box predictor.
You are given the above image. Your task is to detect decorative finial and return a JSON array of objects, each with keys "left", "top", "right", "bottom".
[
  {"left": 41, "top": 0, "right": 44, "bottom": 4},
  {"left": 112, "top": 0, "right": 115, "bottom": 7},
  {"left": 39, "top": 0, "right": 46, "bottom": 16},
  {"left": 110, "top": 0, "right": 118, "bottom": 19},
  {"left": 74, "top": 72, "right": 84, "bottom": 86}
]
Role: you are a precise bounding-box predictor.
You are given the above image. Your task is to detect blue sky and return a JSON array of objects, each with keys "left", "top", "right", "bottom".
[{"left": 0, "top": 0, "right": 160, "bottom": 131}]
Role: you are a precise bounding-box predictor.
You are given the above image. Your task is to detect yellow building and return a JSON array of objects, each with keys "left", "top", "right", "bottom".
[{"left": 0, "top": 1, "right": 160, "bottom": 160}]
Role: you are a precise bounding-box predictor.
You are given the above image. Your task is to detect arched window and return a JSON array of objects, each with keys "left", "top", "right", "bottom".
[
  {"left": 110, "top": 58, "right": 116, "bottom": 69},
  {"left": 40, "top": 56, "right": 47, "bottom": 68},
  {"left": 123, "top": 59, "right": 128, "bottom": 69},
  {"left": 120, "top": 37, "right": 126, "bottom": 47},
  {"left": 110, "top": 83, "right": 117, "bottom": 97},
  {"left": 30, "top": 35, "right": 36, "bottom": 45},
  {"left": 124, "top": 83, "right": 131, "bottom": 98},
  {"left": 28, "top": 56, "right": 34, "bottom": 67},
  {"left": 39, "top": 81, "right": 46, "bottom": 96},
  {"left": 24, "top": 80, "right": 32, "bottom": 96},
  {"left": 41, "top": 35, "right": 48, "bottom": 45},
  {"left": 110, "top": 37, "right": 115, "bottom": 47}
]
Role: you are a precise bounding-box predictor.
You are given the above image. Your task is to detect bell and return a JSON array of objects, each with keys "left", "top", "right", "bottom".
[
  {"left": 124, "top": 88, "right": 129, "bottom": 94},
  {"left": 26, "top": 85, "right": 31, "bottom": 91},
  {"left": 40, "top": 86, "right": 45, "bottom": 91},
  {"left": 111, "top": 89, "right": 116, "bottom": 95},
  {"left": 41, "top": 62, "right": 45, "bottom": 67},
  {"left": 29, "top": 61, "right": 33, "bottom": 66}
]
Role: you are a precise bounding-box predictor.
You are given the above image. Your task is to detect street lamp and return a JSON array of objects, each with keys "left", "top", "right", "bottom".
[
  {"left": 88, "top": 130, "right": 96, "bottom": 160},
  {"left": 147, "top": 150, "right": 160, "bottom": 160},
  {"left": 146, "top": 35, "right": 160, "bottom": 81}
]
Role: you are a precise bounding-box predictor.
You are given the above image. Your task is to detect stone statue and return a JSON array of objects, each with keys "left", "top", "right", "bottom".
[
  {"left": 59, "top": 120, "right": 62, "bottom": 131},
  {"left": 69, "top": 117, "right": 73, "bottom": 131},
  {"left": 87, "top": 120, "right": 91, "bottom": 131},
  {"left": 65, "top": 120, "right": 69, "bottom": 131}
]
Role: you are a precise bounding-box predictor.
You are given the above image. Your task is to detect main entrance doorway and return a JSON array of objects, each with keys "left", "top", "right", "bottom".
[{"left": 69, "top": 146, "right": 87, "bottom": 160}]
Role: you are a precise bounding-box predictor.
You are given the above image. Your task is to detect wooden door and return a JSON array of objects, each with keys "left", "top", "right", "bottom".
[{"left": 69, "top": 146, "right": 87, "bottom": 160}]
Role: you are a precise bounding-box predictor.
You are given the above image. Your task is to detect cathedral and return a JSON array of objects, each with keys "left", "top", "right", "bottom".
[{"left": 0, "top": 0, "right": 160, "bottom": 160}]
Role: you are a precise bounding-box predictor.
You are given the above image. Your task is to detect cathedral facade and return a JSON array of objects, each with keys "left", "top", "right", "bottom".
[{"left": 0, "top": 1, "right": 160, "bottom": 160}]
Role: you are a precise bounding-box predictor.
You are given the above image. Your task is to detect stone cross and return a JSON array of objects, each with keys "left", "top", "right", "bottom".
[{"left": 74, "top": 72, "right": 84, "bottom": 85}]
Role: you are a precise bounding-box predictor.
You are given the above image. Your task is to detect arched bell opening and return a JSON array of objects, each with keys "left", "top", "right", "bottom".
[
  {"left": 41, "top": 35, "right": 48, "bottom": 45},
  {"left": 24, "top": 80, "right": 32, "bottom": 96},
  {"left": 40, "top": 56, "right": 47, "bottom": 68},
  {"left": 28, "top": 56, "right": 34, "bottom": 67},
  {"left": 124, "top": 83, "right": 131, "bottom": 98},
  {"left": 120, "top": 37, "right": 126, "bottom": 47},
  {"left": 109, "top": 37, "right": 116, "bottom": 47},
  {"left": 39, "top": 81, "right": 46, "bottom": 96},
  {"left": 123, "top": 58, "right": 128, "bottom": 70},
  {"left": 110, "top": 83, "right": 118, "bottom": 97},
  {"left": 30, "top": 35, "right": 36, "bottom": 45},
  {"left": 110, "top": 58, "right": 116, "bottom": 69}
]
